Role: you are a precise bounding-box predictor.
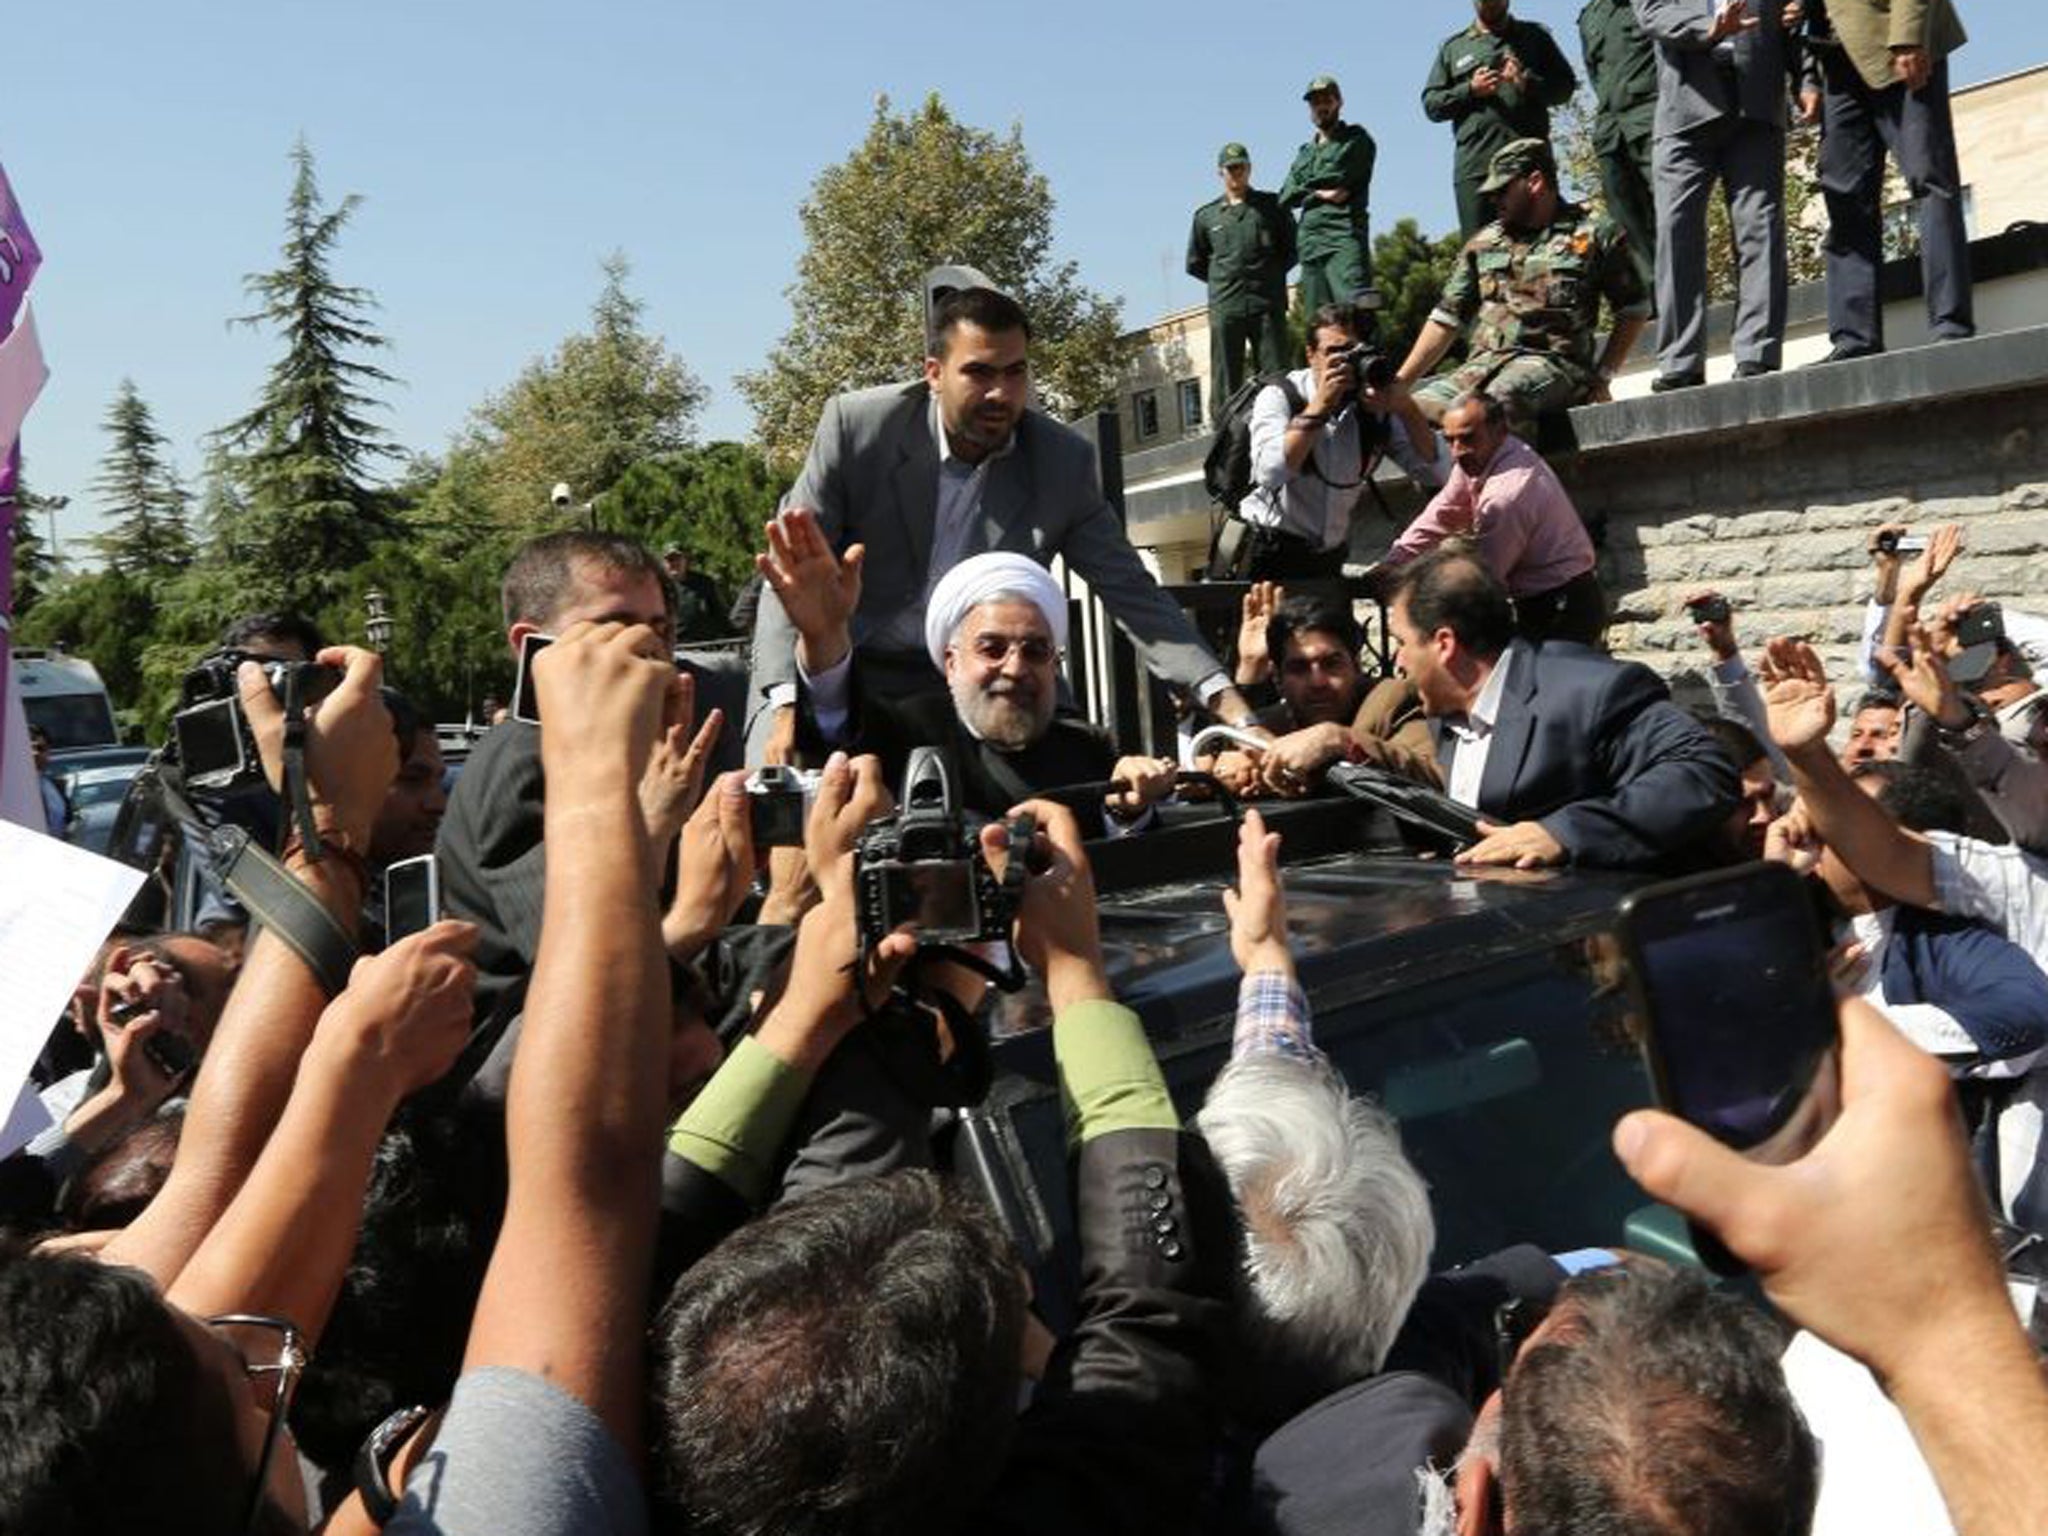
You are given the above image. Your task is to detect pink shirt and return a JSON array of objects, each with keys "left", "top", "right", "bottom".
[{"left": 1385, "top": 435, "right": 1594, "bottom": 596}]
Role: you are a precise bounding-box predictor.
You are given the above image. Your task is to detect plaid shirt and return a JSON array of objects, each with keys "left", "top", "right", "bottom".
[{"left": 1231, "top": 968, "right": 1321, "bottom": 1063}]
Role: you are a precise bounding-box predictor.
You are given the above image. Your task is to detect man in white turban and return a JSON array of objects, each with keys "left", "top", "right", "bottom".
[{"left": 759, "top": 513, "right": 1178, "bottom": 834}]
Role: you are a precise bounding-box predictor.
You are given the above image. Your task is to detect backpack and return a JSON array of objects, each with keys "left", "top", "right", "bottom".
[{"left": 1201, "top": 372, "right": 1306, "bottom": 510}]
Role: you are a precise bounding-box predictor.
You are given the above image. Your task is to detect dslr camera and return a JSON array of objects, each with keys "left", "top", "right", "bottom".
[
  {"left": 170, "top": 649, "right": 340, "bottom": 793},
  {"left": 854, "top": 747, "right": 1028, "bottom": 950},
  {"left": 745, "top": 765, "right": 824, "bottom": 848},
  {"left": 1327, "top": 288, "right": 1394, "bottom": 399}
]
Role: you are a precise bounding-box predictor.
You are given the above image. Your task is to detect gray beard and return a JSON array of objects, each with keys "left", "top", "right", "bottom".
[{"left": 952, "top": 678, "right": 1049, "bottom": 751}]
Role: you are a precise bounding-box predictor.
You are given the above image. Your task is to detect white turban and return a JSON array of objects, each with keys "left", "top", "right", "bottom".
[{"left": 923, "top": 551, "right": 1069, "bottom": 669}]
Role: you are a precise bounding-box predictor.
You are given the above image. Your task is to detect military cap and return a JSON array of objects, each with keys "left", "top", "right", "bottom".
[
  {"left": 1479, "top": 137, "right": 1556, "bottom": 194},
  {"left": 1302, "top": 74, "right": 1341, "bottom": 99},
  {"left": 1217, "top": 141, "right": 1251, "bottom": 167}
]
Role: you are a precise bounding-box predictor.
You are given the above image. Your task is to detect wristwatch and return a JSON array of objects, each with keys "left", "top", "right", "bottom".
[
  {"left": 355, "top": 1403, "right": 433, "bottom": 1526},
  {"left": 1934, "top": 695, "right": 1997, "bottom": 751}
]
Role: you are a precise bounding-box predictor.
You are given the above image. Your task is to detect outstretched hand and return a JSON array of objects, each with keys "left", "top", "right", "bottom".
[
  {"left": 319, "top": 920, "right": 479, "bottom": 1104},
  {"left": 988, "top": 799, "right": 1106, "bottom": 1010},
  {"left": 759, "top": 507, "right": 862, "bottom": 674},
  {"left": 1758, "top": 636, "right": 1838, "bottom": 757},
  {"left": 1878, "top": 623, "right": 1970, "bottom": 731},
  {"left": 1613, "top": 997, "right": 2006, "bottom": 1384},
  {"left": 1236, "top": 580, "right": 1284, "bottom": 686},
  {"left": 1223, "top": 809, "right": 1290, "bottom": 975}
]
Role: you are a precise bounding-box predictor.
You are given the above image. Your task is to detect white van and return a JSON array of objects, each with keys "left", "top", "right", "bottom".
[{"left": 14, "top": 648, "right": 118, "bottom": 752}]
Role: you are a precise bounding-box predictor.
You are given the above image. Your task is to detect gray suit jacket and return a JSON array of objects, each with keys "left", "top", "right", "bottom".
[
  {"left": 749, "top": 381, "right": 1223, "bottom": 704},
  {"left": 1633, "top": 0, "right": 1793, "bottom": 133}
]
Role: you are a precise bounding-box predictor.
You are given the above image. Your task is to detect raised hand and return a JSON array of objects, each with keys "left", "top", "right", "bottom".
[
  {"left": 638, "top": 685, "right": 722, "bottom": 853},
  {"left": 1879, "top": 623, "right": 1970, "bottom": 730},
  {"left": 533, "top": 620, "right": 681, "bottom": 810},
  {"left": 1758, "top": 636, "right": 1838, "bottom": 757},
  {"left": 319, "top": 920, "right": 479, "bottom": 1103},
  {"left": 989, "top": 800, "right": 1106, "bottom": 1009},
  {"left": 238, "top": 645, "right": 399, "bottom": 852},
  {"left": 664, "top": 771, "right": 757, "bottom": 960},
  {"left": 1236, "top": 580, "right": 1285, "bottom": 686},
  {"left": 1222, "top": 809, "right": 1290, "bottom": 975},
  {"left": 758, "top": 507, "right": 863, "bottom": 674},
  {"left": 1899, "top": 523, "right": 1963, "bottom": 604}
]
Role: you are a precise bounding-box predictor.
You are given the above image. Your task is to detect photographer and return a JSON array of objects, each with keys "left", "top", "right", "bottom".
[{"left": 1237, "top": 302, "right": 1447, "bottom": 582}]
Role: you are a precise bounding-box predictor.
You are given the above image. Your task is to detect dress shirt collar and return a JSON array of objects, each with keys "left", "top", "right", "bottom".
[{"left": 1451, "top": 645, "right": 1514, "bottom": 740}]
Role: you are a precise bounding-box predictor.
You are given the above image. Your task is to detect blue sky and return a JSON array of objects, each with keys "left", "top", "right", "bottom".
[{"left": 5, "top": 0, "right": 2040, "bottom": 550}]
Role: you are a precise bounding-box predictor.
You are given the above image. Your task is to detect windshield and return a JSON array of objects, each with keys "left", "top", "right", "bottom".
[{"left": 25, "top": 693, "right": 117, "bottom": 751}]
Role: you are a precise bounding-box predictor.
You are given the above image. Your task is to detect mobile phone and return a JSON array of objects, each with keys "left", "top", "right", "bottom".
[
  {"left": 1614, "top": 862, "right": 1841, "bottom": 1273},
  {"left": 383, "top": 854, "right": 441, "bottom": 946},
  {"left": 509, "top": 632, "right": 554, "bottom": 725},
  {"left": 1956, "top": 601, "right": 2004, "bottom": 650},
  {"left": 1685, "top": 596, "right": 1731, "bottom": 626},
  {"left": 142, "top": 1030, "right": 197, "bottom": 1083}
]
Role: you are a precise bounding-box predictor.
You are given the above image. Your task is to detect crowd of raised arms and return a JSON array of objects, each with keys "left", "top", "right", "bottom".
[{"left": 8, "top": 0, "right": 2041, "bottom": 1530}]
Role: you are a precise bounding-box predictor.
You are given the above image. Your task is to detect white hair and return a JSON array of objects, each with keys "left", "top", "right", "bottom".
[{"left": 1197, "top": 1052, "right": 1434, "bottom": 1384}]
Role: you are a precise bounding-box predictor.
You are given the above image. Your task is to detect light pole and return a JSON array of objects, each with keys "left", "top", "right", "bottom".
[
  {"left": 365, "top": 588, "right": 394, "bottom": 653},
  {"left": 45, "top": 494, "right": 66, "bottom": 568}
]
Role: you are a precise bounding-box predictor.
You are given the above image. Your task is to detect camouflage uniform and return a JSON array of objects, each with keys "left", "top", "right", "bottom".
[{"left": 1414, "top": 201, "right": 1648, "bottom": 434}]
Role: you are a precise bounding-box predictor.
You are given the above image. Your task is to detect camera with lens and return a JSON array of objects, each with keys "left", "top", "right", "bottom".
[
  {"left": 1327, "top": 339, "right": 1395, "bottom": 397},
  {"left": 855, "top": 747, "right": 1027, "bottom": 950},
  {"left": 169, "top": 649, "right": 341, "bottom": 793},
  {"left": 744, "top": 765, "right": 824, "bottom": 848},
  {"left": 1874, "top": 529, "right": 1929, "bottom": 557}
]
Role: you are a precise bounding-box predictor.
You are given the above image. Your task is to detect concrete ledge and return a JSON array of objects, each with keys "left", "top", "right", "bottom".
[{"left": 1571, "top": 325, "right": 2048, "bottom": 454}]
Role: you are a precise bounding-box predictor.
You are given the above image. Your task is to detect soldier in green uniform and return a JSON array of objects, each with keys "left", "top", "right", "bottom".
[
  {"left": 1423, "top": 0, "right": 1579, "bottom": 237},
  {"left": 1396, "top": 139, "right": 1651, "bottom": 437},
  {"left": 1579, "top": 0, "right": 1659, "bottom": 293},
  {"left": 1278, "top": 75, "right": 1376, "bottom": 318},
  {"left": 1187, "top": 142, "right": 1297, "bottom": 421}
]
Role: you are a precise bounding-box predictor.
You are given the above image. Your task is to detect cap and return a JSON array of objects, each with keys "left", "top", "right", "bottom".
[
  {"left": 1303, "top": 74, "right": 1340, "bottom": 99},
  {"left": 1217, "top": 141, "right": 1250, "bottom": 167},
  {"left": 1479, "top": 137, "right": 1555, "bottom": 194},
  {"left": 663, "top": 544, "right": 683, "bottom": 558}
]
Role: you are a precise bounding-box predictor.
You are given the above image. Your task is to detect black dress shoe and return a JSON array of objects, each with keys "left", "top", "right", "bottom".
[
  {"left": 1733, "top": 360, "right": 1776, "bottom": 379},
  {"left": 1649, "top": 371, "right": 1704, "bottom": 393},
  {"left": 1811, "top": 344, "right": 1882, "bottom": 365}
]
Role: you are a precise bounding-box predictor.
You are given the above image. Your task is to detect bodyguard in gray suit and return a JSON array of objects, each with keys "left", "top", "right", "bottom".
[
  {"left": 748, "top": 287, "right": 1255, "bottom": 758},
  {"left": 1635, "top": 0, "right": 1796, "bottom": 389}
]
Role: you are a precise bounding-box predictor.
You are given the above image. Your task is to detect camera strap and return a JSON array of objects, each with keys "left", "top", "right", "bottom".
[
  {"left": 153, "top": 769, "right": 360, "bottom": 998},
  {"left": 279, "top": 666, "right": 325, "bottom": 862}
]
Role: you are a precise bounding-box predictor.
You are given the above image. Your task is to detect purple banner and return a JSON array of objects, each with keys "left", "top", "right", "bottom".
[{"left": 0, "top": 164, "right": 41, "bottom": 339}]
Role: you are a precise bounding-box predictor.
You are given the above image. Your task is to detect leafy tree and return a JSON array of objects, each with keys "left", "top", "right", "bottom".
[
  {"left": 593, "top": 442, "right": 787, "bottom": 596},
  {"left": 1370, "top": 219, "right": 1465, "bottom": 366},
  {"left": 740, "top": 94, "right": 1129, "bottom": 470},
  {"left": 15, "top": 567, "right": 159, "bottom": 720},
  {"left": 215, "top": 139, "right": 397, "bottom": 609},
  {"left": 464, "top": 254, "right": 707, "bottom": 527},
  {"left": 88, "top": 379, "right": 194, "bottom": 577}
]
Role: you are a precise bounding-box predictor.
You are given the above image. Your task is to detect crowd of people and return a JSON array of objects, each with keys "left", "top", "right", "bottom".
[{"left": 7, "top": 282, "right": 2048, "bottom": 1530}]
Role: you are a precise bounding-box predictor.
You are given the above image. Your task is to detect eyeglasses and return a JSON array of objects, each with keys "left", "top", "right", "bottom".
[
  {"left": 208, "top": 1312, "right": 307, "bottom": 1536},
  {"left": 963, "top": 633, "right": 1058, "bottom": 666}
]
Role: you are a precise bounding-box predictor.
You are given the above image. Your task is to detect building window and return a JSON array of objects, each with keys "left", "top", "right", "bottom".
[
  {"left": 1131, "top": 389, "right": 1160, "bottom": 442},
  {"left": 1177, "top": 379, "right": 1203, "bottom": 430}
]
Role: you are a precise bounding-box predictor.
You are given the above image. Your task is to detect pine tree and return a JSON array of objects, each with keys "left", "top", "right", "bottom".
[
  {"left": 6, "top": 467, "right": 62, "bottom": 615},
  {"left": 88, "top": 379, "right": 194, "bottom": 577},
  {"left": 215, "top": 139, "right": 397, "bottom": 608}
]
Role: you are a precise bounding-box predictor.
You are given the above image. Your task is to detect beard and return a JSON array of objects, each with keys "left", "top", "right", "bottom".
[{"left": 953, "top": 673, "right": 1052, "bottom": 751}]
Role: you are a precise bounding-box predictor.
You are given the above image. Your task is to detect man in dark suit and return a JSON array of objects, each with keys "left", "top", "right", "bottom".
[
  {"left": 1387, "top": 548, "right": 1738, "bottom": 869},
  {"left": 438, "top": 530, "right": 740, "bottom": 1034},
  {"left": 762, "top": 516, "right": 1178, "bottom": 837},
  {"left": 748, "top": 286, "right": 1258, "bottom": 761}
]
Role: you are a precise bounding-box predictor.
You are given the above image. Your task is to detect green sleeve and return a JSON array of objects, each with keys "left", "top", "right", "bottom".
[
  {"left": 1276, "top": 146, "right": 1311, "bottom": 209},
  {"left": 1423, "top": 45, "right": 1472, "bottom": 121},
  {"left": 1435, "top": 243, "right": 1481, "bottom": 327},
  {"left": 666, "top": 1034, "right": 815, "bottom": 1205},
  {"left": 1596, "top": 221, "right": 1652, "bottom": 317},
  {"left": 1523, "top": 22, "right": 1580, "bottom": 107},
  {"left": 1335, "top": 128, "right": 1376, "bottom": 199},
  {"left": 1052, "top": 998, "right": 1177, "bottom": 1148},
  {"left": 1186, "top": 208, "right": 1210, "bottom": 282}
]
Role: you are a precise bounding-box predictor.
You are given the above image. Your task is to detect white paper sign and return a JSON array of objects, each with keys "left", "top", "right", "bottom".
[{"left": 0, "top": 819, "right": 145, "bottom": 1127}]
